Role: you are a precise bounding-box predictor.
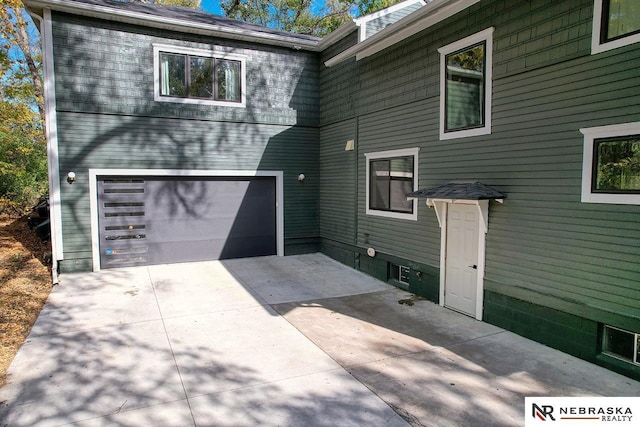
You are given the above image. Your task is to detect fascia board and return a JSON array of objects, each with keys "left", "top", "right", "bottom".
[
  {"left": 355, "top": 0, "right": 480, "bottom": 61},
  {"left": 353, "top": 0, "right": 426, "bottom": 25},
  {"left": 325, "top": 0, "right": 480, "bottom": 66},
  {"left": 317, "top": 21, "right": 357, "bottom": 51},
  {"left": 23, "top": 0, "right": 321, "bottom": 51}
]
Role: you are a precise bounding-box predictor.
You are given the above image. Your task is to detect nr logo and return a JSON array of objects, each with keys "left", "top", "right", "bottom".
[{"left": 533, "top": 403, "right": 556, "bottom": 421}]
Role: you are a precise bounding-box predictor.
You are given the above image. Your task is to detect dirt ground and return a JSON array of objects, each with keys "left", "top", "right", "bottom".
[{"left": 0, "top": 216, "right": 52, "bottom": 387}]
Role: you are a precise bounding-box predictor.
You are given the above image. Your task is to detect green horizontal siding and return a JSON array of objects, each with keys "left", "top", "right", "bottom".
[
  {"left": 56, "top": 112, "right": 319, "bottom": 267},
  {"left": 52, "top": 12, "right": 319, "bottom": 127},
  {"left": 321, "top": 0, "right": 595, "bottom": 127},
  {"left": 319, "top": 0, "right": 640, "bottom": 332},
  {"left": 319, "top": 119, "right": 357, "bottom": 245},
  {"left": 320, "top": 30, "right": 359, "bottom": 125},
  {"left": 356, "top": 103, "right": 440, "bottom": 265}
]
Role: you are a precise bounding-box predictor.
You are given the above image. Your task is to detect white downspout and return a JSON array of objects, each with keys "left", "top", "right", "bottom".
[{"left": 29, "top": 9, "right": 63, "bottom": 285}]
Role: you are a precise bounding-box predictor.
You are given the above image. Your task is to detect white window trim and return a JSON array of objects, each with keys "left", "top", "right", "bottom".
[
  {"left": 89, "top": 168, "right": 283, "bottom": 271},
  {"left": 438, "top": 27, "right": 493, "bottom": 141},
  {"left": 365, "top": 148, "right": 420, "bottom": 221},
  {"left": 591, "top": 0, "right": 640, "bottom": 54},
  {"left": 580, "top": 122, "right": 640, "bottom": 205},
  {"left": 153, "top": 44, "right": 246, "bottom": 107}
]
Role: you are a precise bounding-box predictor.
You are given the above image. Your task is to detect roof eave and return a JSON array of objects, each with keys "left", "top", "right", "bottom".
[
  {"left": 316, "top": 20, "right": 357, "bottom": 51},
  {"left": 23, "top": 0, "right": 321, "bottom": 51},
  {"left": 324, "top": 0, "right": 480, "bottom": 67},
  {"left": 353, "top": 0, "right": 426, "bottom": 26}
]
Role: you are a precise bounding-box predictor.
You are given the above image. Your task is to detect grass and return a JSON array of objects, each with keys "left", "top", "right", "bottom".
[{"left": 0, "top": 215, "right": 52, "bottom": 387}]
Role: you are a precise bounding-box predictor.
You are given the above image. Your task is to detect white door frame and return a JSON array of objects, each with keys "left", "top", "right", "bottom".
[
  {"left": 89, "top": 168, "right": 284, "bottom": 272},
  {"left": 428, "top": 198, "right": 489, "bottom": 320}
]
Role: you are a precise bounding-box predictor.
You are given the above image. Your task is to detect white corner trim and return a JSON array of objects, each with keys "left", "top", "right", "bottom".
[
  {"left": 439, "top": 27, "right": 494, "bottom": 141},
  {"left": 364, "top": 148, "right": 420, "bottom": 221},
  {"left": 152, "top": 44, "right": 246, "bottom": 107},
  {"left": 88, "top": 169, "right": 284, "bottom": 272},
  {"left": 317, "top": 20, "right": 357, "bottom": 51},
  {"left": 355, "top": 0, "right": 427, "bottom": 42},
  {"left": 438, "top": 201, "right": 447, "bottom": 306},
  {"left": 354, "top": 0, "right": 480, "bottom": 61},
  {"left": 591, "top": 0, "right": 640, "bottom": 55},
  {"left": 354, "top": 0, "right": 426, "bottom": 25},
  {"left": 475, "top": 199, "right": 488, "bottom": 320},
  {"left": 325, "top": 0, "right": 481, "bottom": 67},
  {"left": 40, "top": 9, "right": 64, "bottom": 269},
  {"left": 580, "top": 122, "right": 640, "bottom": 205}
]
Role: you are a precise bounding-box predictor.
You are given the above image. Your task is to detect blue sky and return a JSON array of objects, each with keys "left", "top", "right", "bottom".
[
  {"left": 199, "top": 1, "right": 329, "bottom": 17},
  {"left": 200, "top": 0, "right": 223, "bottom": 15}
]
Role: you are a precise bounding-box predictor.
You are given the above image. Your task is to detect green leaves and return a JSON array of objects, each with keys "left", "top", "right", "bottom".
[
  {"left": 220, "top": 0, "right": 404, "bottom": 37},
  {"left": 0, "top": 4, "right": 46, "bottom": 211}
]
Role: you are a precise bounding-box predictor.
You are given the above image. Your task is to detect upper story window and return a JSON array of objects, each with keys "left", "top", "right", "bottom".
[
  {"left": 153, "top": 44, "right": 246, "bottom": 107},
  {"left": 438, "top": 28, "right": 493, "bottom": 140},
  {"left": 580, "top": 122, "right": 640, "bottom": 204},
  {"left": 365, "top": 148, "right": 419, "bottom": 221},
  {"left": 592, "top": 0, "right": 640, "bottom": 54}
]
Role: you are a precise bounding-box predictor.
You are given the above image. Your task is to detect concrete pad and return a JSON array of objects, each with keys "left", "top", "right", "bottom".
[
  {"left": 148, "top": 261, "right": 265, "bottom": 318},
  {"left": 274, "top": 288, "right": 640, "bottom": 427},
  {"left": 223, "top": 253, "right": 391, "bottom": 304},
  {"left": 29, "top": 266, "right": 159, "bottom": 336},
  {"left": 347, "top": 334, "right": 640, "bottom": 427},
  {"left": 62, "top": 400, "right": 194, "bottom": 427},
  {"left": 163, "top": 305, "right": 340, "bottom": 398},
  {"left": 273, "top": 288, "right": 503, "bottom": 366},
  {"left": 347, "top": 346, "right": 525, "bottom": 427},
  {"left": 3, "top": 254, "right": 638, "bottom": 427},
  {"left": 0, "top": 320, "right": 186, "bottom": 426},
  {"left": 189, "top": 370, "right": 408, "bottom": 427}
]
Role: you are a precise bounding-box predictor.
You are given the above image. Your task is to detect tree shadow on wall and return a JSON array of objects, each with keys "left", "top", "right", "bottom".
[{"left": 53, "top": 21, "right": 319, "bottom": 266}]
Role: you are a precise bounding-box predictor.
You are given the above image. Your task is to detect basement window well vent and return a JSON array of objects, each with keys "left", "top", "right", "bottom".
[
  {"left": 602, "top": 325, "right": 640, "bottom": 365},
  {"left": 390, "top": 264, "right": 410, "bottom": 285}
]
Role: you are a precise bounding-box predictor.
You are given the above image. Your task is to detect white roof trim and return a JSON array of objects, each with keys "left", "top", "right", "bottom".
[
  {"left": 325, "top": 0, "right": 480, "bottom": 66},
  {"left": 24, "top": 0, "right": 320, "bottom": 51},
  {"left": 354, "top": 0, "right": 427, "bottom": 25},
  {"left": 317, "top": 20, "right": 357, "bottom": 51}
]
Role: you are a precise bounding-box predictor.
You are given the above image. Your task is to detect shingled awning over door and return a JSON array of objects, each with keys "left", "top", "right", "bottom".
[{"left": 407, "top": 180, "right": 506, "bottom": 202}]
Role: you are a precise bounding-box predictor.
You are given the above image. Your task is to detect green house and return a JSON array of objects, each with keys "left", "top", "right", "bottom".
[{"left": 25, "top": 0, "right": 640, "bottom": 380}]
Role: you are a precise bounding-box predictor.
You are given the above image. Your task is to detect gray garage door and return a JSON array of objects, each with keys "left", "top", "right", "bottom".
[{"left": 97, "top": 176, "right": 277, "bottom": 269}]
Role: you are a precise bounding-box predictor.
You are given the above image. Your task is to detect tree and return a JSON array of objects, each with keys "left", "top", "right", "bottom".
[
  {"left": 221, "top": 0, "right": 404, "bottom": 37},
  {"left": 0, "top": 2, "right": 47, "bottom": 212},
  {"left": 0, "top": 1, "right": 44, "bottom": 123},
  {"left": 356, "top": 0, "right": 402, "bottom": 16},
  {"left": 123, "top": 0, "right": 203, "bottom": 7}
]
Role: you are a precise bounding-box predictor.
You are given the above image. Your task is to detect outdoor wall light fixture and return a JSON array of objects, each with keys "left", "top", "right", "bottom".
[
  {"left": 67, "top": 171, "right": 76, "bottom": 184},
  {"left": 297, "top": 173, "right": 305, "bottom": 182}
]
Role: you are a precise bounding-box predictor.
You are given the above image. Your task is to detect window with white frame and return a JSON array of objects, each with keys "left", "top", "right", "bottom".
[
  {"left": 602, "top": 325, "right": 640, "bottom": 366},
  {"left": 592, "top": 0, "right": 640, "bottom": 54},
  {"left": 153, "top": 44, "right": 245, "bottom": 106},
  {"left": 365, "top": 148, "right": 419, "bottom": 220},
  {"left": 438, "top": 27, "right": 493, "bottom": 140},
  {"left": 580, "top": 122, "right": 640, "bottom": 204}
]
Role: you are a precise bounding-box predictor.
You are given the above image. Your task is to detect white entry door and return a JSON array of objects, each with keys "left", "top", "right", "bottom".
[{"left": 444, "top": 203, "right": 479, "bottom": 317}]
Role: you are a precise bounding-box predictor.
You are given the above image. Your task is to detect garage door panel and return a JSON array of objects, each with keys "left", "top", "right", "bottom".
[
  {"left": 98, "top": 175, "right": 277, "bottom": 268},
  {"left": 146, "top": 219, "right": 274, "bottom": 242}
]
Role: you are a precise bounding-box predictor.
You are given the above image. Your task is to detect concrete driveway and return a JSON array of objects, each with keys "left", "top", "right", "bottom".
[{"left": 1, "top": 253, "right": 638, "bottom": 426}]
